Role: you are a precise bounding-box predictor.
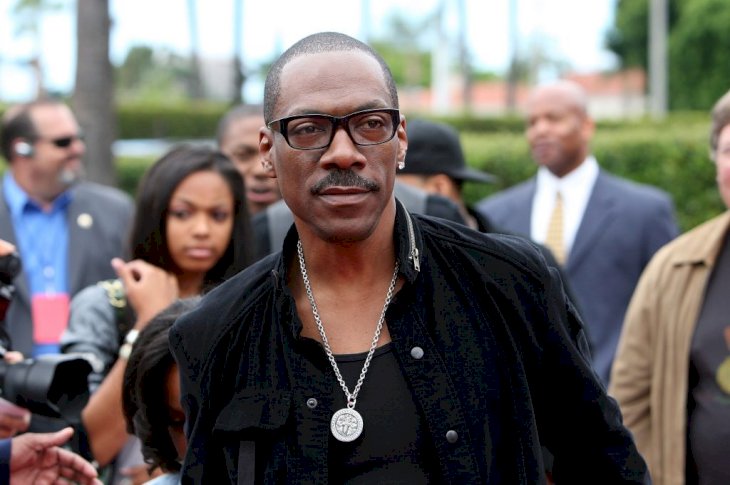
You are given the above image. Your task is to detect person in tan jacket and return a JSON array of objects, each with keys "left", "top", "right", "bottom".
[{"left": 609, "top": 89, "right": 730, "bottom": 485}]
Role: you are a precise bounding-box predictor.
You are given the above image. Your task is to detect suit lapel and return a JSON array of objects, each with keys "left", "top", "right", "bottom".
[
  {"left": 0, "top": 186, "right": 30, "bottom": 306},
  {"left": 67, "top": 189, "right": 89, "bottom": 295},
  {"left": 566, "top": 173, "right": 617, "bottom": 271},
  {"left": 511, "top": 180, "right": 535, "bottom": 236}
]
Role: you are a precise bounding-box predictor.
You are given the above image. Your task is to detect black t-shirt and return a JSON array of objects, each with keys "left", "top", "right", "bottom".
[
  {"left": 328, "top": 343, "right": 438, "bottom": 484},
  {"left": 686, "top": 230, "right": 730, "bottom": 485}
]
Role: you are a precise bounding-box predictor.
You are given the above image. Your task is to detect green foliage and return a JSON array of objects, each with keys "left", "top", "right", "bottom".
[
  {"left": 116, "top": 101, "right": 228, "bottom": 139},
  {"left": 668, "top": 0, "right": 730, "bottom": 110},
  {"left": 115, "top": 156, "right": 155, "bottom": 196},
  {"left": 115, "top": 46, "right": 194, "bottom": 103},
  {"left": 606, "top": 0, "right": 680, "bottom": 70},
  {"left": 607, "top": 0, "right": 729, "bottom": 110},
  {"left": 371, "top": 41, "right": 432, "bottom": 88},
  {"left": 406, "top": 113, "right": 526, "bottom": 133}
]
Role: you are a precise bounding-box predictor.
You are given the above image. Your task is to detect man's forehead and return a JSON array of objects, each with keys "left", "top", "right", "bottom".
[
  {"left": 275, "top": 50, "right": 390, "bottom": 116},
  {"left": 229, "top": 116, "right": 264, "bottom": 135},
  {"left": 31, "top": 104, "right": 77, "bottom": 131}
]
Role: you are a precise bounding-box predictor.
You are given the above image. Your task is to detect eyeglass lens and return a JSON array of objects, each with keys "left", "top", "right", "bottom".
[
  {"left": 50, "top": 135, "right": 83, "bottom": 148},
  {"left": 286, "top": 110, "right": 396, "bottom": 149}
]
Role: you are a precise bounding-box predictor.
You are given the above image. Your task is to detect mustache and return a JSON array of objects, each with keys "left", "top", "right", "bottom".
[{"left": 311, "top": 169, "right": 379, "bottom": 194}]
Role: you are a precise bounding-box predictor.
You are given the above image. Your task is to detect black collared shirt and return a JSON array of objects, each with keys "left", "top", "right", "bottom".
[{"left": 171, "top": 200, "right": 649, "bottom": 484}]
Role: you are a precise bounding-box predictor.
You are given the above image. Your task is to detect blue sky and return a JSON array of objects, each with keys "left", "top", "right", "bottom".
[{"left": 0, "top": 0, "right": 618, "bottom": 102}]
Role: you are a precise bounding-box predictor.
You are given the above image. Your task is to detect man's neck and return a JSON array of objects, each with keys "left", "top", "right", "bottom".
[
  {"left": 290, "top": 232, "right": 400, "bottom": 353},
  {"left": 293, "top": 201, "right": 398, "bottom": 285},
  {"left": 10, "top": 171, "right": 62, "bottom": 212},
  {"left": 296, "top": 234, "right": 396, "bottom": 287}
]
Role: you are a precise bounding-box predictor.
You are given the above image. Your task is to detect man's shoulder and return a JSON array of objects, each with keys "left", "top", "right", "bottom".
[
  {"left": 414, "top": 214, "right": 547, "bottom": 280},
  {"left": 597, "top": 171, "right": 672, "bottom": 207},
  {"left": 172, "top": 254, "right": 279, "bottom": 348},
  {"left": 72, "top": 181, "right": 134, "bottom": 208},
  {"left": 476, "top": 178, "right": 535, "bottom": 211}
]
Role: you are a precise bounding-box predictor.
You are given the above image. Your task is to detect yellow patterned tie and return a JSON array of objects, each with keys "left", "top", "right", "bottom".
[{"left": 545, "top": 191, "right": 566, "bottom": 265}]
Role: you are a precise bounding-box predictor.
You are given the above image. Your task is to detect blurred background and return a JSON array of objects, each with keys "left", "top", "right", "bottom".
[{"left": 0, "top": 0, "right": 727, "bottom": 231}]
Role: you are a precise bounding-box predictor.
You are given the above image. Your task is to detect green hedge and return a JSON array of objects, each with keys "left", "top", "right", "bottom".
[{"left": 116, "top": 102, "right": 228, "bottom": 139}]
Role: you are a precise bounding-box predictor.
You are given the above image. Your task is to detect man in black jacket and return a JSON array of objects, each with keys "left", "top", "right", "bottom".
[{"left": 170, "top": 32, "right": 649, "bottom": 484}]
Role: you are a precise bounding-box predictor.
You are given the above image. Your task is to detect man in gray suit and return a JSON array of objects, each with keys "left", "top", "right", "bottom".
[
  {"left": 476, "top": 80, "right": 679, "bottom": 385},
  {"left": 0, "top": 99, "right": 134, "bottom": 358}
]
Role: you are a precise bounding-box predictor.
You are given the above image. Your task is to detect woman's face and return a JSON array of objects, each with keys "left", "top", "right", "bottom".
[
  {"left": 166, "top": 170, "right": 235, "bottom": 276},
  {"left": 165, "top": 364, "right": 187, "bottom": 460}
]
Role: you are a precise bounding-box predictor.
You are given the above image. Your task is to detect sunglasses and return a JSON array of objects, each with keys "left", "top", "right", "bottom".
[{"left": 36, "top": 133, "right": 85, "bottom": 148}]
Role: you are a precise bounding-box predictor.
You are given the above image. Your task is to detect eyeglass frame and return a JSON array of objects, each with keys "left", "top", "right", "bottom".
[
  {"left": 267, "top": 108, "right": 401, "bottom": 150},
  {"left": 32, "top": 133, "right": 85, "bottom": 149}
]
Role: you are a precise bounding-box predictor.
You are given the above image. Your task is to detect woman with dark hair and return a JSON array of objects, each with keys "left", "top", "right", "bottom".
[
  {"left": 60, "top": 144, "right": 253, "bottom": 483},
  {"left": 122, "top": 298, "right": 199, "bottom": 485}
]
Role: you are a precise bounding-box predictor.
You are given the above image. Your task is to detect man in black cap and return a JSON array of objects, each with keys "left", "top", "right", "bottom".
[
  {"left": 398, "top": 118, "right": 576, "bottom": 303},
  {"left": 397, "top": 118, "right": 496, "bottom": 231}
]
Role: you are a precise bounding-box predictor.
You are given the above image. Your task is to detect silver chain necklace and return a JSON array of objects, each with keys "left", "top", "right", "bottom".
[{"left": 296, "top": 239, "right": 399, "bottom": 442}]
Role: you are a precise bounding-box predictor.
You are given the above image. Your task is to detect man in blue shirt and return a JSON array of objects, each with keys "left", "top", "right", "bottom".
[{"left": 0, "top": 99, "right": 134, "bottom": 357}]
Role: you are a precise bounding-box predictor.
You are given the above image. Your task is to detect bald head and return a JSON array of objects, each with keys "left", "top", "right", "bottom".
[
  {"left": 527, "top": 80, "right": 589, "bottom": 118},
  {"left": 525, "top": 80, "right": 594, "bottom": 178},
  {"left": 263, "top": 32, "right": 398, "bottom": 123}
]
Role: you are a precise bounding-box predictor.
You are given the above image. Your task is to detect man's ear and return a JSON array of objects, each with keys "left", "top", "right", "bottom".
[
  {"left": 396, "top": 116, "right": 408, "bottom": 167},
  {"left": 259, "top": 127, "right": 277, "bottom": 178}
]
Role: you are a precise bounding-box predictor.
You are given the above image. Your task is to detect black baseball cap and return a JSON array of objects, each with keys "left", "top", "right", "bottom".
[{"left": 401, "top": 119, "right": 496, "bottom": 183}]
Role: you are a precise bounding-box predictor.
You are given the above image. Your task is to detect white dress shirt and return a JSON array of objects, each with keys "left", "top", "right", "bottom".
[{"left": 531, "top": 156, "right": 599, "bottom": 258}]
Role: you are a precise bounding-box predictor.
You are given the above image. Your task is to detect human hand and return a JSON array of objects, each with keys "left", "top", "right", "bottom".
[
  {"left": 119, "top": 463, "right": 164, "bottom": 485},
  {"left": 9, "top": 427, "right": 102, "bottom": 484},
  {"left": 111, "top": 258, "right": 179, "bottom": 328},
  {"left": 0, "top": 398, "right": 30, "bottom": 439},
  {"left": 0, "top": 239, "right": 15, "bottom": 257},
  {"left": 2, "top": 351, "right": 24, "bottom": 365}
]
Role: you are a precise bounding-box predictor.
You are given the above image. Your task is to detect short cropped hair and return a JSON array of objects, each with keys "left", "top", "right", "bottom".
[
  {"left": 263, "top": 32, "right": 399, "bottom": 123},
  {"left": 215, "top": 104, "right": 264, "bottom": 146},
  {"left": 0, "top": 98, "right": 66, "bottom": 162},
  {"left": 129, "top": 144, "right": 253, "bottom": 289},
  {"left": 122, "top": 297, "right": 200, "bottom": 473},
  {"left": 710, "top": 89, "right": 730, "bottom": 157}
]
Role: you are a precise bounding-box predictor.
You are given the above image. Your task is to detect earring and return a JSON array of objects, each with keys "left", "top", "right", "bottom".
[{"left": 397, "top": 161, "right": 405, "bottom": 170}]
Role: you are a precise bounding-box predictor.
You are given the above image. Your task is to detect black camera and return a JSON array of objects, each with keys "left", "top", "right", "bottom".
[
  {"left": 0, "top": 353, "right": 91, "bottom": 423},
  {"left": 0, "top": 251, "right": 91, "bottom": 423},
  {"left": 0, "top": 251, "right": 21, "bottom": 322}
]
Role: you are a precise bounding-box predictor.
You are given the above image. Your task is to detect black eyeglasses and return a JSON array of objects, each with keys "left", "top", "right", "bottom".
[
  {"left": 268, "top": 108, "right": 400, "bottom": 150},
  {"left": 35, "top": 133, "right": 85, "bottom": 148}
]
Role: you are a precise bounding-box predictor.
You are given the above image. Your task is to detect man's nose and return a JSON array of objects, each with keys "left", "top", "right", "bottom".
[
  {"left": 70, "top": 137, "right": 86, "bottom": 156},
  {"left": 319, "top": 127, "right": 366, "bottom": 170}
]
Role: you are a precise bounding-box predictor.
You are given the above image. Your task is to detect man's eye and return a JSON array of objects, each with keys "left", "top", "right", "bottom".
[
  {"left": 233, "top": 147, "right": 258, "bottom": 160},
  {"left": 290, "top": 123, "right": 327, "bottom": 136}
]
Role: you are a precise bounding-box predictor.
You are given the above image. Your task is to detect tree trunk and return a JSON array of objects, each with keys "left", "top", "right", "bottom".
[
  {"left": 187, "top": 0, "right": 204, "bottom": 99},
  {"left": 232, "top": 0, "right": 244, "bottom": 104},
  {"left": 72, "top": 0, "right": 116, "bottom": 186}
]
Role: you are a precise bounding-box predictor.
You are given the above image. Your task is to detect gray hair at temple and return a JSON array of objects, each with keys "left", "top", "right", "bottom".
[
  {"left": 710, "top": 89, "right": 730, "bottom": 159},
  {"left": 0, "top": 98, "right": 64, "bottom": 162},
  {"left": 262, "top": 32, "right": 399, "bottom": 124}
]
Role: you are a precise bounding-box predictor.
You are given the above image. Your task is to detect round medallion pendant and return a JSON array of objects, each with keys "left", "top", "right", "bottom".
[{"left": 330, "top": 408, "right": 363, "bottom": 442}]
